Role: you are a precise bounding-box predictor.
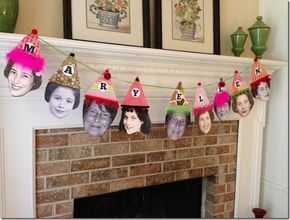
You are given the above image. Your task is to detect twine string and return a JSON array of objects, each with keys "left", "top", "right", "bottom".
[{"left": 39, "top": 37, "right": 251, "bottom": 90}]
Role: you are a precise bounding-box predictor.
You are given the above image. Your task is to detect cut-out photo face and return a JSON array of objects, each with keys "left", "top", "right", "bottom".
[
  {"left": 4, "top": 62, "right": 42, "bottom": 97},
  {"left": 236, "top": 93, "right": 251, "bottom": 117},
  {"left": 197, "top": 111, "right": 212, "bottom": 134},
  {"left": 119, "top": 107, "right": 151, "bottom": 135},
  {"left": 123, "top": 108, "right": 144, "bottom": 134},
  {"left": 254, "top": 81, "right": 270, "bottom": 101},
  {"left": 215, "top": 102, "right": 230, "bottom": 121},
  {"left": 45, "top": 82, "right": 80, "bottom": 119},
  {"left": 166, "top": 111, "right": 188, "bottom": 140},
  {"left": 83, "top": 102, "right": 116, "bottom": 136}
]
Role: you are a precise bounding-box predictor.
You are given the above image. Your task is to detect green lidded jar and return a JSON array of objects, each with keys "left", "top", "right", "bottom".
[
  {"left": 0, "top": 0, "right": 18, "bottom": 33},
  {"left": 231, "top": 26, "right": 248, "bottom": 57},
  {"left": 248, "top": 16, "right": 271, "bottom": 59}
]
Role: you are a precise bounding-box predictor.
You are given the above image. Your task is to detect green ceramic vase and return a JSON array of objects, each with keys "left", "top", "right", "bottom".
[
  {"left": 231, "top": 26, "right": 248, "bottom": 57},
  {"left": 248, "top": 16, "right": 271, "bottom": 59},
  {"left": 0, "top": 0, "right": 18, "bottom": 33}
]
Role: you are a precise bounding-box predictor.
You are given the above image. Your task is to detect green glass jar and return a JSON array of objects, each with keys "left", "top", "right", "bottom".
[
  {"left": 231, "top": 26, "right": 248, "bottom": 57},
  {"left": 0, "top": 0, "right": 18, "bottom": 33},
  {"left": 248, "top": 16, "right": 271, "bottom": 59}
]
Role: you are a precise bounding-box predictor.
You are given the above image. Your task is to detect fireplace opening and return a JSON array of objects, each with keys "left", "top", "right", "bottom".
[{"left": 74, "top": 178, "right": 202, "bottom": 218}]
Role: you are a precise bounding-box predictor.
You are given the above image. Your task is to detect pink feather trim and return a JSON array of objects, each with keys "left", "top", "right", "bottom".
[
  {"left": 192, "top": 104, "right": 213, "bottom": 117},
  {"left": 5, "top": 48, "right": 45, "bottom": 73},
  {"left": 213, "top": 91, "right": 231, "bottom": 107}
]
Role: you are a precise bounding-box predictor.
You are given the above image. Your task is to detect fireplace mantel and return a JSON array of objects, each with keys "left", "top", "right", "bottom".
[{"left": 0, "top": 33, "right": 287, "bottom": 218}]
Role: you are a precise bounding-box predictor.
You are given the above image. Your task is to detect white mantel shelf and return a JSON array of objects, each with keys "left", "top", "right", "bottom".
[{"left": 0, "top": 32, "right": 287, "bottom": 218}]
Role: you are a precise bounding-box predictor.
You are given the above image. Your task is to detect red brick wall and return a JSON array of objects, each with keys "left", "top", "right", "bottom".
[{"left": 35, "top": 121, "right": 238, "bottom": 218}]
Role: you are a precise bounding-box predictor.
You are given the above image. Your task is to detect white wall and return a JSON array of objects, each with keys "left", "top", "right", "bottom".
[{"left": 259, "top": 0, "right": 288, "bottom": 218}]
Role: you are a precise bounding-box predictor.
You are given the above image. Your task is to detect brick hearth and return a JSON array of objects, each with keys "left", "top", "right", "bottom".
[{"left": 35, "top": 121, "right": 238, "bottom": 218}]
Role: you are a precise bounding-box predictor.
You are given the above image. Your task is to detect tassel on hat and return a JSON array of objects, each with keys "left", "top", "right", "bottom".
[
  {"left": 192, "top": 82, "right": 213, "bottom": 117},
  {"left": 5, "top": 28, "right": 45, "bottom": 73},
  {"left": 49, "top": 53, "right": 81, "bottom": 90},
  {"left": 166, "top": 81, "right": 190, "bottom": 113},
  {"left": 231, "top": 70, "right": 250, "bottom": 99},
  {"left": 121, "top": 76, "right": 149, "bottom": 108},
  {"left": 84, "top": 69, "right": 119, "bottom": 110},
  {"left": 213, "top": 78, "right": 231, "bottom": 107},
  {"left": 250, "top": 58, "right": 271, "bottom": 88}
]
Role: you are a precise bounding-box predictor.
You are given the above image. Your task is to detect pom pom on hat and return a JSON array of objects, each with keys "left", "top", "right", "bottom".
[
  {"left": 213, "top": 78, "right": 231, "bottom": 107},
  {"left": 192, "top": 82, "right": 213, "bottom": 117},
  {"left": 84, "top": 69, "right": 119, "bottom": 109},
  {"left": 250, "top": 58, "right": 271, "bottom": 88},
  {"left": 49, "top": 53, "right": 81, "bottom": 90},
  {"left": 121, "top": 76, "right": 149, "bottom": 108},
  {"left": 5, "top": 28, "right": 45, "bottom": 73}
]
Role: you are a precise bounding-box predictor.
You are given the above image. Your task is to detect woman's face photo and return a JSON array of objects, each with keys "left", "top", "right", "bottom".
[
  {"left": 215, "top": 103, "right": 230, "bottom": 121},
  {"left": 198, "top": 111, "right": 212, "bottom": 134},
  {"left": 123, "top": 109, "right": 144, "bottom": 134},
  {"left": 7, "top": 63, "right": 34, "bottom": 97},
  {"left": 49, "top": 86, "right": 75, "bottom": 118},
  {"left": 236, "top": 93, "right": 251, "bottom": 117},
  {"left": 84, "top": 102, "right": 112, "bottom": 136},
  {"left": 256, "top": 82, "right": 270, "bottom": 101},
  {"left": 166, "top": 112, "right": 187, "bottom": 140}
]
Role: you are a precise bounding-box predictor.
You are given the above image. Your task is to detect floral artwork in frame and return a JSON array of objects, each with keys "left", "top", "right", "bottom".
[
  {"left": 86, "top": 0, "right": 130, "bottom": 34},
  {"left": 155, "top": 0, "right": 220, "bottom": 54},
  {"left": 173, "top": 0, "right": 204, "bottom": 42},
  {"left": 63, "top": 0, "right": 150, "bottom": 47}
]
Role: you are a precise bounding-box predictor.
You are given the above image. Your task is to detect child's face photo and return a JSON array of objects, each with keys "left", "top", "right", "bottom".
[
  {"left": 215, "top": 103, "right": 230, "bottom": 121},
  {"left": 49, "top": 86, "right": 76, "bottom": 118},
  {"left": 236, "top": 93, "right": 251, "bottom": 117},
  {"left": 198, "top": 111, "right": 212, "bottom": 134},
  {"left": 83, "top": 102, "right": 112, "bottom": 136},
  {"left": 166, "top": 112, "right": 187, "bottom": 140},
  {"left": 7, "top": 63, "right": 34, "bottom": 97},
  {"left": 256, "top": 82, "right": 270, "bottom": 101},
  {"left": 123, "top": 109, "right": 143, "bottom": 134}
]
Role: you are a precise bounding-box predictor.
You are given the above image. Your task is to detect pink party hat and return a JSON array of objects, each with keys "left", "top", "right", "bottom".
[
  {"left": 121, "top": 77, "right": 149, "bottom": 108},
  {"left": 5, "top": 29, "right": 45, "bottom": 73},
  {"left": 192, "top": 82, "right": 213, "bottom": 117},
  {"left": 231, "top": 70, "right": 250, "bottom": 98},
  {"left": 84, "top": 69, "right": 119, "bottom": 110},
  {"left": 250, "top": 58, "right": 271, "bottom": 88},
  {"left": 213, "top": 78, "right": 231, "bottom": 107}
]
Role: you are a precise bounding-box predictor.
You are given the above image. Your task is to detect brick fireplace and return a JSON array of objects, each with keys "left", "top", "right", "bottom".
[{"left": 35, "top": 121, "right": 238, "bottom": 218}]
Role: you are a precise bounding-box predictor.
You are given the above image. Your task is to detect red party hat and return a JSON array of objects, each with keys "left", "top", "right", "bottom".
[
  {"left": 121, "top": 77, "right": 149, "bottom": 108},
  {"left": 250, "top": 58, "right": 271, "bottom": 88}
]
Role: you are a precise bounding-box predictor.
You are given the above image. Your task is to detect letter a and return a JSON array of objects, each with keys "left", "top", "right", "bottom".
[{"left": 63, "top": 66, "right": 73, "bottom": 75}]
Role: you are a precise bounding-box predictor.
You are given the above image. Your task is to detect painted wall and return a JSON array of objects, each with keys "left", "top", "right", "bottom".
[
  {"left": 14, "top": 0, "right": 64, "bottom": 38},
  {"left": 14, "top": 0, "right": 260, "bottom": 58},
  {"left": 259, "top": 0, "right": 288, "bottom": 218}
]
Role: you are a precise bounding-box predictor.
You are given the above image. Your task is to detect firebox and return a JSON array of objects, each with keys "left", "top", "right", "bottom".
[{"left": 74, "top": 178, "right": 202, "bottom": 218}]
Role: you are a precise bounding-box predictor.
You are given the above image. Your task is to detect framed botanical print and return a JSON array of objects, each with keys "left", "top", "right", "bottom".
[
  {"left": 63, "top": 0, "right": 151, "bottom": 47},
  {"left": 155, "top": 0, "right": 220, "bottom": 54}
]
